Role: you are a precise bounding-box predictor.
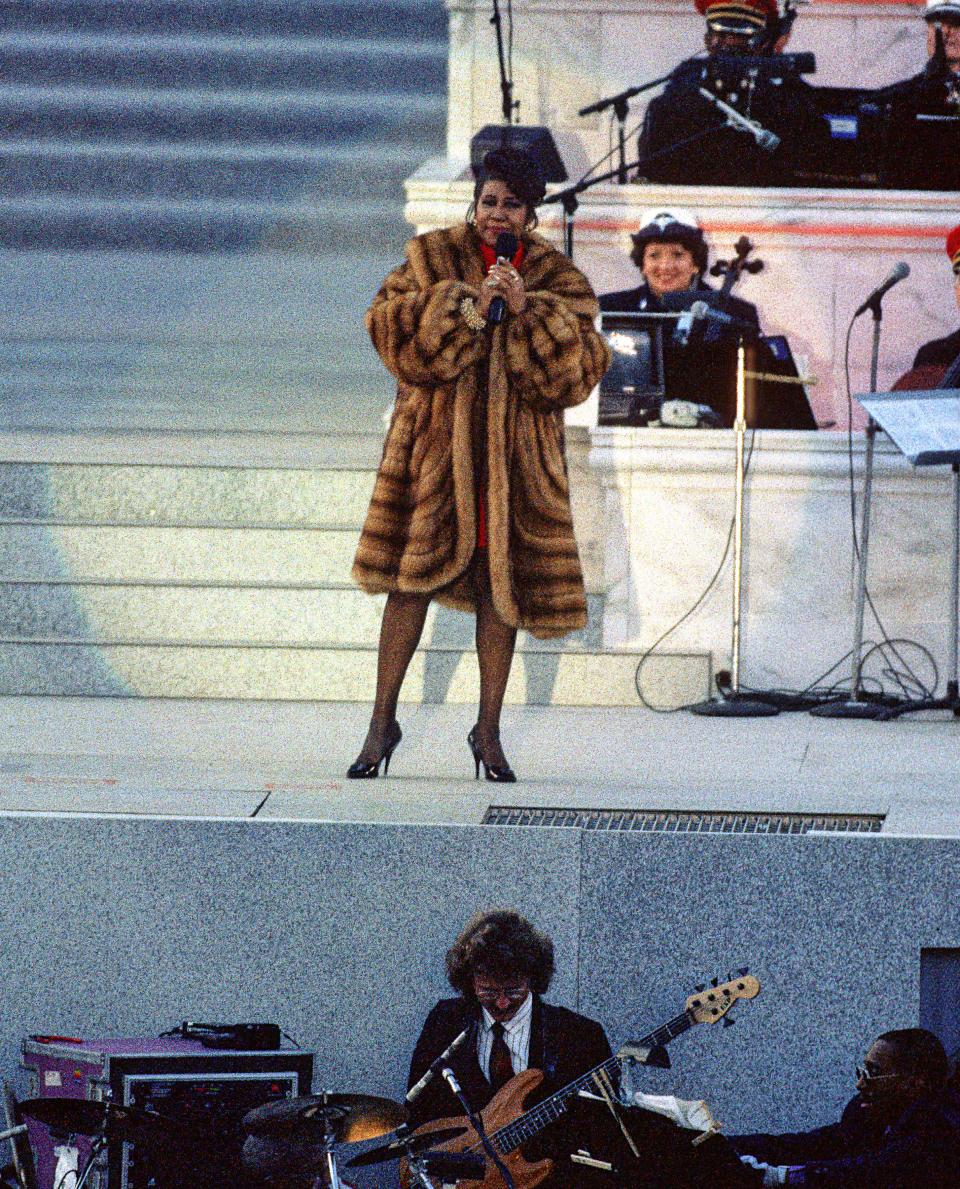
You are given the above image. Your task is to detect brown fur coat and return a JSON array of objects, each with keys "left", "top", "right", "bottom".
[{"left": 351, "top": 221, "right": 610, "bottom": 638}]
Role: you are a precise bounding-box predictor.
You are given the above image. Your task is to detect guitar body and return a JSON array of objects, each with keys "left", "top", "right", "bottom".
[{"left": 399, "top": 1070, "right": 553, "bottom": 1189}]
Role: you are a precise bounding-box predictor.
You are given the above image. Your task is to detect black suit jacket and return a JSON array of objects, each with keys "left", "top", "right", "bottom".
[{"left": 406, "top": 995, "right": 612, "bottom": 1130}]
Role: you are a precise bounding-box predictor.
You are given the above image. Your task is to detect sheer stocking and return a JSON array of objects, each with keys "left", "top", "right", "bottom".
[
  {"left": 354, "top": 590, "right": 430, "bottom": 763},
  {"left": 472, "top": 552, "right": 518, "bottom": 769}
]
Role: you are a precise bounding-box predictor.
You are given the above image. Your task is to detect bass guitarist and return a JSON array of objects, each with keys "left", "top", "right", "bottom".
[{"left": 405, "top": 910, "right": 613, "bottom": 1188}]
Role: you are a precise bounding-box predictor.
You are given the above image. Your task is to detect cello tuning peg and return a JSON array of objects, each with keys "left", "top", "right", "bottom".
[{"left": 694, "top": 984, "right": 706, "bottom": 993}]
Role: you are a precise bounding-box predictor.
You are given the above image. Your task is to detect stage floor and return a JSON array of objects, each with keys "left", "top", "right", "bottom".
[{"left": 0, "top": 696, "right": 956, "bottom": 837}]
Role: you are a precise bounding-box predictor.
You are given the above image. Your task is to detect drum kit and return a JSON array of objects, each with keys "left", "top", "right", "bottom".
[{"left": 12, "top": 1090, "right": 467, "bottom": 1189}]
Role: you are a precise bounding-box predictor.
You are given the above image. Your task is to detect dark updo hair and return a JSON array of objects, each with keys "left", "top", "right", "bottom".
[
  {"left": 630, "top": 214, "right": 709, "bottom": 276},
  {"left": 472, "top": 147, "right": 546, "bottom": 220},
  {"left": 446, "top": 910, "right": 555, "bottom": 1001}
]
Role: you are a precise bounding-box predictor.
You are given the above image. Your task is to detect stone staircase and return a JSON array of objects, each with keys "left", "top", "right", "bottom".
[
  {"left": 0, "top": 0, "right": 449, "bottom": 430},
  {"left": 0, "top": 2, "right": 697, "bottom": 706},
  {"left": 0, "top": 0, "right": 448, "bottom": 250},
  {"left": 0, "top": 440, "right": 669, "bottom": 705}
]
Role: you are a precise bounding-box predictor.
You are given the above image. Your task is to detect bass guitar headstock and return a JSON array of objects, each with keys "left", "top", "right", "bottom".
[{"left": 686, "top": 971, "right": 760, "bottom": 1026}]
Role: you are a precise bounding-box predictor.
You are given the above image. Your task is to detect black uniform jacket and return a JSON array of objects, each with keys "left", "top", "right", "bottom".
[
  {"left": 913, "top": 326, "right": 960, "bottom": 372},
  {"left": 598, "top": 281, "right": 761, "bottom": 426}
]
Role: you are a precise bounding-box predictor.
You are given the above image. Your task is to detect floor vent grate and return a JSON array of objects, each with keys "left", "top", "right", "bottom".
[{"left": 481, "top": 808, "right": 885, "bottom": 834}]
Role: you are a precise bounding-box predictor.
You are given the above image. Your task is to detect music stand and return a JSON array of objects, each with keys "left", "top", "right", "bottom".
[{"left": 852, "top": 387, "right": 960, "bottom": 719}]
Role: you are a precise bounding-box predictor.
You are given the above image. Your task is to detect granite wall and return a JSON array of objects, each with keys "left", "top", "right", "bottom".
[{"left": 2, "top": 815, "right": 958, "bottom": 1173}]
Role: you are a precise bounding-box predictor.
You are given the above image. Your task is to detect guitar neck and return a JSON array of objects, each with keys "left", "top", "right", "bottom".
[{"left": 492, "top": 1008, "right": 696, "bottom": 1153}]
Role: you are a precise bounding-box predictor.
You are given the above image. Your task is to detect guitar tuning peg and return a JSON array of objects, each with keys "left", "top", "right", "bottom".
[
  {"left": 723, "top": 1016, "right": 736, "bottom": 1027},
  {"left": 694, "top": 984, "right": 706, "bottom": 993},
  {"left": 738, "top": 967, "right": 749, "bottom": 977},
  {"left": 710, "top": 978, "right": 719, "bottom": 987}
]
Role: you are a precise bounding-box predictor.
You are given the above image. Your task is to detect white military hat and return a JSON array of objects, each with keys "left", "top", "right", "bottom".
[{"left": 925, "top": 0, "right": 960, "bottom": 20}]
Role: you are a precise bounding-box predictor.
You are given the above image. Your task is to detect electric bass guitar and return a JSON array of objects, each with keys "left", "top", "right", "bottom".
[{"left": 399, "top": 973, "right": 760, "bottom": 1189}]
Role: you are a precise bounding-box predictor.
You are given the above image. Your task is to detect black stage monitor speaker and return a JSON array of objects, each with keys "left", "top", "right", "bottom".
[{"left": 470, "top": 125, "right": 568, "bottom": 182}]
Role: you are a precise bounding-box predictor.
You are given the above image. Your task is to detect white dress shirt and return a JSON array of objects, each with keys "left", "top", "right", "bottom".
[{"left": 476, "top": 992, "right": 533, "bottom": 1082}]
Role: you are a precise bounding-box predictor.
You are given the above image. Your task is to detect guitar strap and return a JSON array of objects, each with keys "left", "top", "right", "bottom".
[{"left": 536, "top": 1000, "right": 559, "bottom": 1083}]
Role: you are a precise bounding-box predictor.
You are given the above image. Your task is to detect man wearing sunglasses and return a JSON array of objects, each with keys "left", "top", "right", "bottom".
[
  {"left": 729, "top": 1028, "right": 960, "bottom": 1188},
  {"left": 405, "top": 910, "right": 612, "bottom": 1186}
]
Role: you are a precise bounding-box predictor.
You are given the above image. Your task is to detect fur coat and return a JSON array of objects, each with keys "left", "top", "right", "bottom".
[{"left": 351, "top": 221, "right": 610, "bottom": 639}]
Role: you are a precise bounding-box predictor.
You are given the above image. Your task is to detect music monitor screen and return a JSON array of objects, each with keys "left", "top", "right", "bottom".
[{"left": 599, "top": 312, "right": 665, "bottom": 426}]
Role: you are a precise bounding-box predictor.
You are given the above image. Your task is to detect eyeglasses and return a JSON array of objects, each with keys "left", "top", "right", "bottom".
[
  {"left": 474, "top": 983, "right": 528, "bottom": 1003},
  {"left": 856, "top": 1064, "right": 901, "bottom": 1083}
]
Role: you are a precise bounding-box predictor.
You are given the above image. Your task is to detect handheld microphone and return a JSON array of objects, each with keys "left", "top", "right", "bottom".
[
  {"left": 488, "top": 232, "right": 519, "bottom": 325},
  {"left": 405, "top": 1028, "right": 470, "bottom": 1104},
  {"left": 853, "top": 262, "right": 910, "bottom": 317}
]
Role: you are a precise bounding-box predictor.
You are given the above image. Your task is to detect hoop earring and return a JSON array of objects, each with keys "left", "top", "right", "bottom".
[
  {"left": 466, "top": 201, "right": 477, "bottom": 226},
  {"left": 526, "top": 212, "right": 538, "bottom": 230}
]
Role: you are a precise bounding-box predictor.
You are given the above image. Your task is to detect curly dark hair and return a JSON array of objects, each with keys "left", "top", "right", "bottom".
[
  {"left": 471, "top": 147, "right": 546, "bottom": 218},
  {"left": 446, "top": 911, "right": 555, "bottom": 1000}
]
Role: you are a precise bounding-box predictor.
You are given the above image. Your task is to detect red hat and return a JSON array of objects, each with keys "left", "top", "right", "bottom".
[
  {"left": 695, "top": 0, "right": 777, "bottom": 33},
  {"left": 947, "top": 224, "right": 960, "bottom": 268}
]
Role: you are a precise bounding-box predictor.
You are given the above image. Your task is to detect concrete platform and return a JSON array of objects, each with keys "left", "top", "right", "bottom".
[{"left": 0, "top": 695, "right": 957, "bottom": 836}]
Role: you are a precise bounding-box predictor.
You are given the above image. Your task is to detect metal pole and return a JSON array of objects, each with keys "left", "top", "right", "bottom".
[
  {"left": 731, "top": 338, "right": 747, "bottom": 692},
  {"left": 951, "top": 462, "right": 959, "bottom": 698},
  {"left": 847, "top": 311, "right": 883, "bottom": 700}
]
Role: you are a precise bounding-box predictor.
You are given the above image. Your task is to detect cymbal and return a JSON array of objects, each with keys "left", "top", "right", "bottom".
[
  {"left": 19, "top": 1099, "right": 174, "bottom": 1143},
  {"left": 242, "top": 1093, "right": 404, "bottom": 1145},
  {"left": 345, "top": 1125, "right": 467, "bottom": 1168}
]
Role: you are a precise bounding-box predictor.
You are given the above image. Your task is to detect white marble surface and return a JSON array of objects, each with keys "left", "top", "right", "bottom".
[{"left": 586, "top": 426, "right": 958, "bottom": 693}]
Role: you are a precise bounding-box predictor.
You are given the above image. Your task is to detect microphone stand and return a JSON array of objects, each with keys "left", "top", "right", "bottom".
[
  {"left": 489, "top": 0, "right": 516, "bottom": 123},
  {"left": 437, "top": 1068, "right": 515, "bottom": 1189},
  {"left": 542, "top": 164, "right": 623, "bottom": 259},
  {"left": 691, "top": 330, "right": 781, "bottom": 717},
  {"left": 811, "top": 294, "right": 905, "bottom": 719},
  {"left": 578, "top": 73, "right": 676, "bottom": 184}
]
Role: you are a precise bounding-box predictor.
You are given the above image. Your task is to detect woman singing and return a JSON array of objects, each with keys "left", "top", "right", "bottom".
[{"left": 348, "top": 147, "right": 609, "bottom": 782}]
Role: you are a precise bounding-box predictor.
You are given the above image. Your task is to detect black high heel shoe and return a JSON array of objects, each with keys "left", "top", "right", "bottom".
[
  {"left": 347, "top": 721, "right": 402, "bottom": 778},
  {"left": 467, "top": 728, "right": 516, "bottom": 783}
]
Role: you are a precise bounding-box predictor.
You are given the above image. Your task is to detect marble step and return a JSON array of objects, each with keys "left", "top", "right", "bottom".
[
  {"left": 0, "top": 85, "right": 446, "bottom": 145},
  {"left": 0, "top": 33, "right": 447, "bottom": 93},
  {"left": 0, "top": 0, "right": 448, "bottom": 42},
  {"left": 0, "top": 462, "right": 376, "bottom": 527},
  {"left": 0, "top": 523, "right": 358, "bottom": 584},
  {"left": 0, "top": 582, "right": 606, "bottom": 650},
  {"left": 0, "top": 639, "right": 693, "bottom": 705},
  {"left": 0, "top": 193, "right": 412, "bottom": 250},
  {"left": 0, "top": 524, "right": 608, "bottom": 595},
  {"left": 0, "top": 141, "right": 430, "bottom": 202},
  {"left": 0, "top": 336, "right": 388, "bottom": 405}
]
